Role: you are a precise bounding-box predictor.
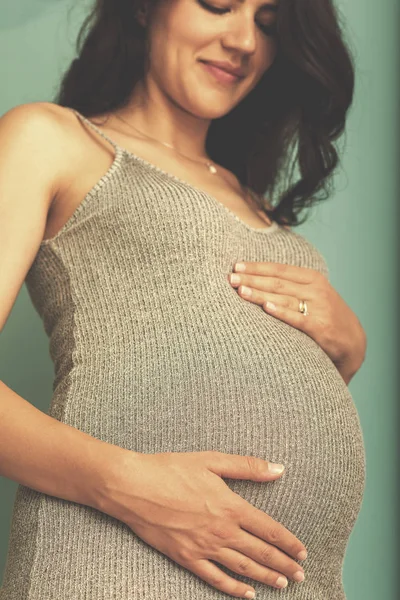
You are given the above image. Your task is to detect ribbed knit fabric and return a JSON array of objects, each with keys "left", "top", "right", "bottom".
[{"left": 0, "top": 109, "right": 366, "bottom": 599}]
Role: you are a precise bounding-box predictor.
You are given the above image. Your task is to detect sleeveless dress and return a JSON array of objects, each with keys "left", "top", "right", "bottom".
[{"left": 0, "top": 109, "right": 366, "bottom": 599}]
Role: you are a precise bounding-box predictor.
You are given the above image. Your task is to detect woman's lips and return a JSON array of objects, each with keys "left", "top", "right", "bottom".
[{"left": 200, "top": 61, "right": 243, "bottom": 84}]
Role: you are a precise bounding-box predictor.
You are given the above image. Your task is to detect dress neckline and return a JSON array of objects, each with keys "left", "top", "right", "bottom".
[
  {"left": 120, "top": 149, "right": 280, "bottom": 234},
  {"left": 71, "top": 108, "right": 280, "bottom": 235}
]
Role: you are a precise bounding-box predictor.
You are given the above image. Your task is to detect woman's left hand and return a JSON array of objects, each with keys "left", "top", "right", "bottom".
[{"left": 228, "top": 261, "right": 367, "bottom": 385}]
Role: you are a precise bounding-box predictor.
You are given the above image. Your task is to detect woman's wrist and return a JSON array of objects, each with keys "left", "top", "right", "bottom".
[{"left": 91, "top": 442, "right": 144, "bottom": 522}]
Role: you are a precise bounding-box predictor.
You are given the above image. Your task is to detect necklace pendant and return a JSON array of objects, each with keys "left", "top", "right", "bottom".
[{"left": 207, "top": 163, "right": 217, "bottom": 174}]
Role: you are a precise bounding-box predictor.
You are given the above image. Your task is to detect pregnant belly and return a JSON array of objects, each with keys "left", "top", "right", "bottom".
[{"left": 57, "top": 301, "right": 366, "bottom": 592}]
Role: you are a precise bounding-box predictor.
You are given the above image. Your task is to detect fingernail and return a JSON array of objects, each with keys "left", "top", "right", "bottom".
[
  {"left": 297, "top": 550, "right": 308, "bottom": 561},
  {"left": 266, "top": 301, "right": 276, "bottom": 311},
  {"left": 268, "top": 463, "right": 285, "bottom": 474},
  {"left": 244, "top": 591, "right": 256, "bottom": 599},
  {"left": 293, "top": 570, "right": 305, "bottom": 582},
  {"left": 276, "top": 576, "right": 288, "bottom": 588},
  {"left": 241, "top": 285, "right": 252, "bottom": 297},
  {"left": 235, "top": 262, "right": 246, "bottom": 272}
]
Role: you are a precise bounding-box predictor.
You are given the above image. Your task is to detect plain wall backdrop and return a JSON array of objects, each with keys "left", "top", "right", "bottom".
[{"left": 0, "top": 0, "right": 399, "bottom": 597}]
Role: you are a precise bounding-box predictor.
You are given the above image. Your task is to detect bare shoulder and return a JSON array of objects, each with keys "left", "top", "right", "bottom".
[
  {"left": 0, "top": 102, "right": 81, "bottom": 331},
  {"left": 0, "top": 101, "right": 77, "bottom": 202},
  {"left": 1, "top": 101, "right": 72, "bottom": 151}
]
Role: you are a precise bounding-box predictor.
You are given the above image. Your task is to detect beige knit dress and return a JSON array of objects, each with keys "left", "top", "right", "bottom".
[{"left": 0, "top": 109, "right": 366, "bottom": 599}]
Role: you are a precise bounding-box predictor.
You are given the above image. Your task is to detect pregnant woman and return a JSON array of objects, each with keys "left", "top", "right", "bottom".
[{"left": 0, "top": 0, "right": 366, "bottom": 598}]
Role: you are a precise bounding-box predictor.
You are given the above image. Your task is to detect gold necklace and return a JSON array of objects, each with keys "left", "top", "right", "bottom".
[
  {"left": 112, "top": 113, "right": 267, "bottom": 221},
  {"left": 114, "top": 113, "right": 218, "bottom": 175}
]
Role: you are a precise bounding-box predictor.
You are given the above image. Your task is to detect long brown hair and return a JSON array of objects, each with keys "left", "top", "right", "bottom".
[{"left": 53, "top": 0, "right": 355, "bottom": 228}]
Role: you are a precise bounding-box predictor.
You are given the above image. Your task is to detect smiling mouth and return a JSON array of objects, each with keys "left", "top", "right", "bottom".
[{"left": 200, "top": 61, "right": 244, "bottom": 85}]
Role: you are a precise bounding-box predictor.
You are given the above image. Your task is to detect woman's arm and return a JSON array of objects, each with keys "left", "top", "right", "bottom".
[
  {"left": 0, "top": 380, "right": 139, "bottom": 514},
  {"left": 334, "top": 325, "right": 367, "bottom": 385},
  {"left": 0, "top": 103, "right": 139, "bottom": 513}
]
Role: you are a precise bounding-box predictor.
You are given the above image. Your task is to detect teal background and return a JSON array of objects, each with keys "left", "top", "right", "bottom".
[{"left": 0, "top": 0, "right": 398, "bottom": 597}]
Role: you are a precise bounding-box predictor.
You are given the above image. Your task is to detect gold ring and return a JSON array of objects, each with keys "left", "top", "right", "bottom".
[{"left": 298, "top": 300, "right": 309, "bottom": 316}]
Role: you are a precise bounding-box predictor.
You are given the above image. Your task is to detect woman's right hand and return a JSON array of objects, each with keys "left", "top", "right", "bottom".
[{"left": 107, "top": 450, "right": 307, "bottom": 598}]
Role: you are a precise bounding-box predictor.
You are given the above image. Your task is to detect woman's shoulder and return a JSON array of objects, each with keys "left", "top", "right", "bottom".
[
  {"left": 1, "top": 102, "right": 81, "bottom": 193},
  {"left": 3, "top": 101, "right": 75, "bottom": 139},
  {"left": 0, "top": 102, "right": 77, "bottom": 199}
]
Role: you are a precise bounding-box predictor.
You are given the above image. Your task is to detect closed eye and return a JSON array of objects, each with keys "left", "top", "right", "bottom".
[{"left": 197, "top": 0, "right": 277, "bottom": 37}]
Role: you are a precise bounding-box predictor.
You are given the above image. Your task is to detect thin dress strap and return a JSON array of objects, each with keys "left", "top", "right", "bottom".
[{"left": 70, "top": 108, "right": 120, "bottom": 153}]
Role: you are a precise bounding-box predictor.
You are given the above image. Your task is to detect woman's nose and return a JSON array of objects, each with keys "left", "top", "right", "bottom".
[{"left": 221, "top": 19, "right": 257, "bottom": 56}]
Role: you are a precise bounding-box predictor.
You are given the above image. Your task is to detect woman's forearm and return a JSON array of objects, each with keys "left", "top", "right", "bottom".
[{"left": 0, "top": 379, "right": 140, "bottom": 516}]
